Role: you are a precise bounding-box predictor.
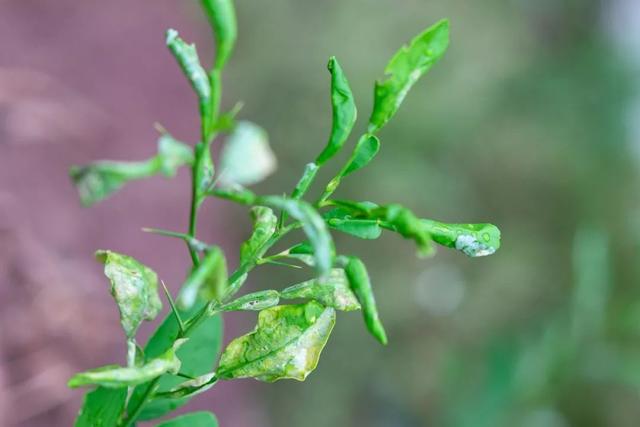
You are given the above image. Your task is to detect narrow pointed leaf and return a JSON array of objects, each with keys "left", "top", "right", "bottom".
[
  {"left": 220, "top": 290, "right": 280, "bottom": 312},
  {"left": 315, "top": 57, "right": 357, "bottom": 165},
  {"left": 178, "top": 246, "right": 227, "bottom": 310},
  {"left": 344, "top": 257, "right": 387, "bottom": 345},
  {"left": 341, "top": 134, "right": 380, "bottom": 177},
  {"left": 261, "top": 196, "right": 334, "bottom": 275},
  {"left": 240, "top": 206, "right": 277, "bottom": 264},
  {"left": 95, "top": 250, "right": 162, "bottom": 338},
  {"left": 368, "top": 19, "right": 449, "bottom": 132},
  {"left": 292, "top": 162, "right": 320, "bottom": 200},
  {"left": 156, "top": 411, "right": 219, "bottom": 427},
  {"left": 279, "top": 242, "right": 316, "bottom": 267},
  {"left": 421, "top": 220, "right": 501, "bottom": 257},
  {"left": 74, "top": 386, "right": 127, "bottom": 427},
  {"left": 68, "top": 340, "right": 186, "bottom": 388},
  {"left": 217, "top": 301, "right": 336, "bottom": 382},
  {"left": 219, "top": 121, "right": 276, "bottom": 187},
  {"left": 200, "top": 0, "right": 237, "bottom": 70},
  {"left": 154, "top": 372, "right": 218, "bottom": 400},
  {"left": 281, "top": 269, "right": 360, "bottom": 311}
]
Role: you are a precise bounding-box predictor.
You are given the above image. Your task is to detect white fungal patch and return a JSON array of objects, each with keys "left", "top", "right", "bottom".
[{"left": 455, "top": 234, "right": 496, "bottom": 257}]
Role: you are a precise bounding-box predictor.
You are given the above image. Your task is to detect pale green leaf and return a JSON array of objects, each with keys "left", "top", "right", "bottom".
[
  {"left": 194, "top": 141, "right": 215, "bottom": 207},
  {"left": 220, "top": 290, "right": 280, "bottom": 312},
  {"left": 157, "top": 134, "right": 195, "bottom": 177},
  {"left": 421, "top": 220, "right": 501, "bottom": 257},
  {"left": 368, "top": 19, "right": 449, "bottom": 132},
  {"left": 281, "top": 269, "right": 360, "bottom": 311},
  {"left": 95, "top": 250, "right": 162, "bottom": 338},
  {"left": 240, "top": 206, "right": 277, "bottom": 264},
  {"left": 68, "top": 340, "right": 186, "bottom": 388},
  {"left": 217, "top": 301, "right": 335, "bottom": 382},
  {"left": 156, "top": 411, "right": 219, "bottom": 427},
  {"left": 200, "top": 0, "right": 237, "bottom": 70},
  {"left": 291, "top": 162, "right": 320, "bottom": 200},
  {"left": 178, "top": 246, "right": 227, "bottom": 310},
  {"left": 74, "top": 387, "right": 127, "bottom": 427},
  {"left": 154, "top": 373, "right": 218, "bottom": 400},
  {"left": 219, "top": 121, "right": 276, "bottom": 187}
]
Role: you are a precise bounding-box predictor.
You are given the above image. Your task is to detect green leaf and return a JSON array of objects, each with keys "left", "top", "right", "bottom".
[
  {"left": 376, "top": 204, "right": 434, "bottom": 257},
  {"left": 154, "top": 373, "right": 217, "bottom": 400},
  {"left": 421, "top": 220, "right": 501, "bottom": 257},
  {"left": 368, "top": 19, "right": 449, "bottom": 133},
  {"left": 344, "top": 257, "right": 387, "bottom": 345},
  {"left": 315, "top": 57, "right": 357, "bottom": 165},
  {"left": 240, "top": 206, "right": 277, "bottom": 264},
  {"left": 156, "top": 411, "right": 219, "bottom": 427},
  {"left": 194, "top": 141, "right": 215, "bottom": 207},
  {"left": 95, "top": 250, "right": 162, "bottom": 338},
  {"left": 327, "top": 218, "right": 382, "bottom": 240},
  {"left": 74, "top": 386, "right": 127, "bottom": 427},
  {"left": 219, "top": 121, "right": 276, "bottom": 187},
  {"left": 178, "top": 246, "right": 227, "bottom": 310},
  {"left": 157, "top": 133, "right": 195, "bottom": 176},
  {"left": 291, "top": 162, "right": 320, "bottom": 200},
  {"left": 220, "top": 290, "right": 280, "bottom": 311},
  {"left": 281, "top": 269, "right": 360, "bottom": 311},
  {"left": 68, "top": 340, "right": 186, "bottom": 388},
  {"left": 341, "top": 134, "right": 380, "bottom": 177},
  {"left": 279, "top": 242, "right": 316, "bottom": 267},
  {"left": 217, "top": 301, "right": 335, "bottom": 382},
  {"left": 166, "top": 29, "right": 212, "bottom": 127},
  {"left": 200, "top": 0, "right": 237, "bottom": 70},
  {"left": 130, "top": 308, "right": 223, "bottom": 420},
  {"left": 261, "top": 196, "right": 335, "bottom": 275}
]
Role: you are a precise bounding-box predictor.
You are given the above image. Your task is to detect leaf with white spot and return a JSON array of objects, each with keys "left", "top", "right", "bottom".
[
  {"left": 219, "top": 121, "right": 276, "bottom": 186},
  {"left": 421, "top": 220, "right": 501, "bottom": 257},
  {"left": 281, "top": 269, "right": 360, "bottom": 311}
]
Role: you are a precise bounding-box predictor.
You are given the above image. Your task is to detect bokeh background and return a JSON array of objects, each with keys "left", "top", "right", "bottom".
[{"left": 2, "top": 0, "right": 640, "bottom": 426}]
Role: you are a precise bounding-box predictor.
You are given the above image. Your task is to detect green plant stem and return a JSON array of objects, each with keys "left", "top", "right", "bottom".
[{"left": 119, "top": 377, "right": 160, "bottom": 427}]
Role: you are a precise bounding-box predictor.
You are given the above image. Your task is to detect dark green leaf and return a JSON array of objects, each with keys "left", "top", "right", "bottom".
[
  {"left": 261, "top": 196, "right": 335, "bottom": 275},
  {"left": 421, "top": 220, "right": 501, "bottom": 257},
  {"left": 219, "top": 121, "right": 276, "bottom": 187},
  {"left": 240, "top": 206, "right": 277, "bottom": 264},
  {"left": 156, "top": 411, "right": 219, "bottom": 427},
  {"left": 74, "top": 387, "right": 127, "bottom": 427},
  {"left": 315, "top": 57, "right": 357, "bottom": 165},
  {"left": 220, "top": 290, "right": 280, "bottom": 311},
  {"left": 281, "top": 269, "right": 360, "bottom": 311},
  {"left": 368, "top": 19, "right": 449, "bottom": 132},
  {"left": 344, "top": 257, "right": 387, "bottom": 345},
  {"left": 341, "top": 134, "right": 380, "bottom": 177},
  {"left": 200, "top": 0, "right": 237, "bottom": 70},
  {"left": 95, "top": 250, "right": 162, "bottom": 338},
  {"left": 178, "top": 246, "right": 227, "bottom": 310},
  {"left": 68, "top": 340, "right": 185, "bottom": 388},
  {"left": 217, "top": 301, "right": 335, "bottom": 382}
]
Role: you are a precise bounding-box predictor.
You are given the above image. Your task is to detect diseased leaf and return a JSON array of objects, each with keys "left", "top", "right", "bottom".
[
  {"left": 220, "top": 290, "right": 280, "bottom": 312},
  {"left": 421, "top": 220, "right": 501, "bottom": 257},
  {"left": 217, "top": 301, "right": 335, "bottom": 382},
  {"left": 95, "top": 250, "right": 162, "bottom": 338},
  {"left": 341, "top": 134, "right": 380, "bottom": 177},
  {"left": 315, "top": 57, "right": 357, "bottom": 165},
  {"left": 156, "top": 411, "right": 219, "bottom": 427},
  {"left": 291, "top": 162, "right": 320, "bottom": 200},
  {"left": 154, "top": 373, "right": 217, "bottom": 400},
  {"left": 344, "top": 257, "right": 387, "bottom": 345},
  {"left": 376, "top": 204, "right": 433, "bottom": 257},
  {"left": 194, "top": 141, "right": 215, "bottom": 207},
  {"left": 68, "top": 340, "right": 186, "bottom": 388},
  {"left": 240, "top": 206, "right": 277, "bottom": 264},
  {"left": 200, "top": 0, "right": 237, "bottom": 70},
  {"left": 327, "top": 218, "right": 382, "bottom": 240},
  {"left": 178, "top": 246, "right": 227, "bottom": 310},
  {"left": 157, "top": 133, "right": 195, "bottom": 176},
  {"left": 281, "top": 269, "right": 360, "bottom": 311},
  {"left": 74, "top": 386, "right": 127, "bottom": 427},
  {"left": 368, "top": 19, "right": 449, "bottom": 132},
  {"left": 261, "top": 196, "right": 334, "bottom": 275},
  {"left": 219, "top": 121, "right": 276, "bottom": 187}
]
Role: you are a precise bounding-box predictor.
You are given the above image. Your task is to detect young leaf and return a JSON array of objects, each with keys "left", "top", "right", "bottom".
[
  {"left": 278, "top": 242, "right": 316, "bottom": 267},
  {"left": 344, "top": 257, "right": 387, "bottom": 345},
  {"left": 217, "top": 301, "right": 336, "bottom": 382},
  {"left": 261, "top": 196, "right": 335, "bottom": 275},
  {"left": 178, "top": 246, "right": 227, "bottom": 310},
  {"left": 280, "top": 269, "right": 361, "bottom": 311},
  {"left": 342, "top": 134, "right": 380, "bottom": 177},
  {"left": 200, "top": 0, "right": 237, "bottom": 70},
  {"left": 315, "top": 57, "right": 357, "bottom": 165},
  {"left": 219, "top": 290, "right": 280, "bottom": 312},
  {"left": 368, "top": 19, "right": 450, "bottom": 133},
  {"left": 291, "top": 162, "right": 320, "bottom": 200},
  {"left": 194, "top": 141, "right": 215, "bottom": 207},
  {"left": 68, "top": 340, "right": 186, "bottom": 388},
  {"left": 157, "top": 133, "right": 195, "bottom": 176},
  {"left": 421, "top": 220, "right": 501, "bottom": 257},
  {"left": 376, "top": 204, "right": 434, "bottom": 257},
  {"left": 326, "top": 218, "right": 382, "bottom": 240},
  {"left": 240, "top": 206, "right": 277, "bottom": 264},
  {"left": 154, "top": 373, "right": 217, "bottom": 400},
  {"left": 95, "top": 250, "right": 162, "bottom": 338},
  {"left": 156, "top": 411, "right": 219, "bottom": 427},
  {"left": 219, "top": 121, "right": 276, "bottom": 187},
  {"left": 74, "top": 386, "right": 127, "bottom": 427}
]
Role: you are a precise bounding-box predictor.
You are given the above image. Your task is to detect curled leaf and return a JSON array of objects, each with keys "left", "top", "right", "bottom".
[
  {"left": 217, "top": 302, "right": 335, "bottom": 382},
  {"left": 95, "top": 250, "right": 162, "bottom": 338},
  {"left": 68, "top": 340, "right": 186, "bottom": 388},
  {"left": 220, "top": 290, "right": 280, "bottom": 312},
  {"left": 281, "top": 269, "right": 360, "bottom": 311},
  {"left": 344, "top": 257, "right": 387, "bottom": 345},
  {"left": 240, "top": 206, "right": 277, "bottom": 264},
  {"left": 375, "top": 204, "right": 433, "bottom": 257},
  {"left": 368, "top": 19, "right": 449, "bottom": 132},
  {"left": 315, "top": 57, "right": 357, "bottom": 165},
  {"left": 421, "top": 220, "right": 501, "bottom": 257},
  {"left": 154, "top": 373, "right": 218, "bottom": 400},
  {"left": 219, "top": 121, "right": 276, "bottom": 187},
  {"left": 342, "top": 134, "right": 380, "bottom": 178},
  {"left": 178, "top": 246, "right": 227, "bottom": 310},
  {"left": 200, "top": 0, "right": 237, "bottom": 70}
]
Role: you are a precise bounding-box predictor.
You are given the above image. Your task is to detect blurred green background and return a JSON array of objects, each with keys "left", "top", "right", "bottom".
[{"left": 2, "top": 0, "right": 640, "bottom": 426}]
